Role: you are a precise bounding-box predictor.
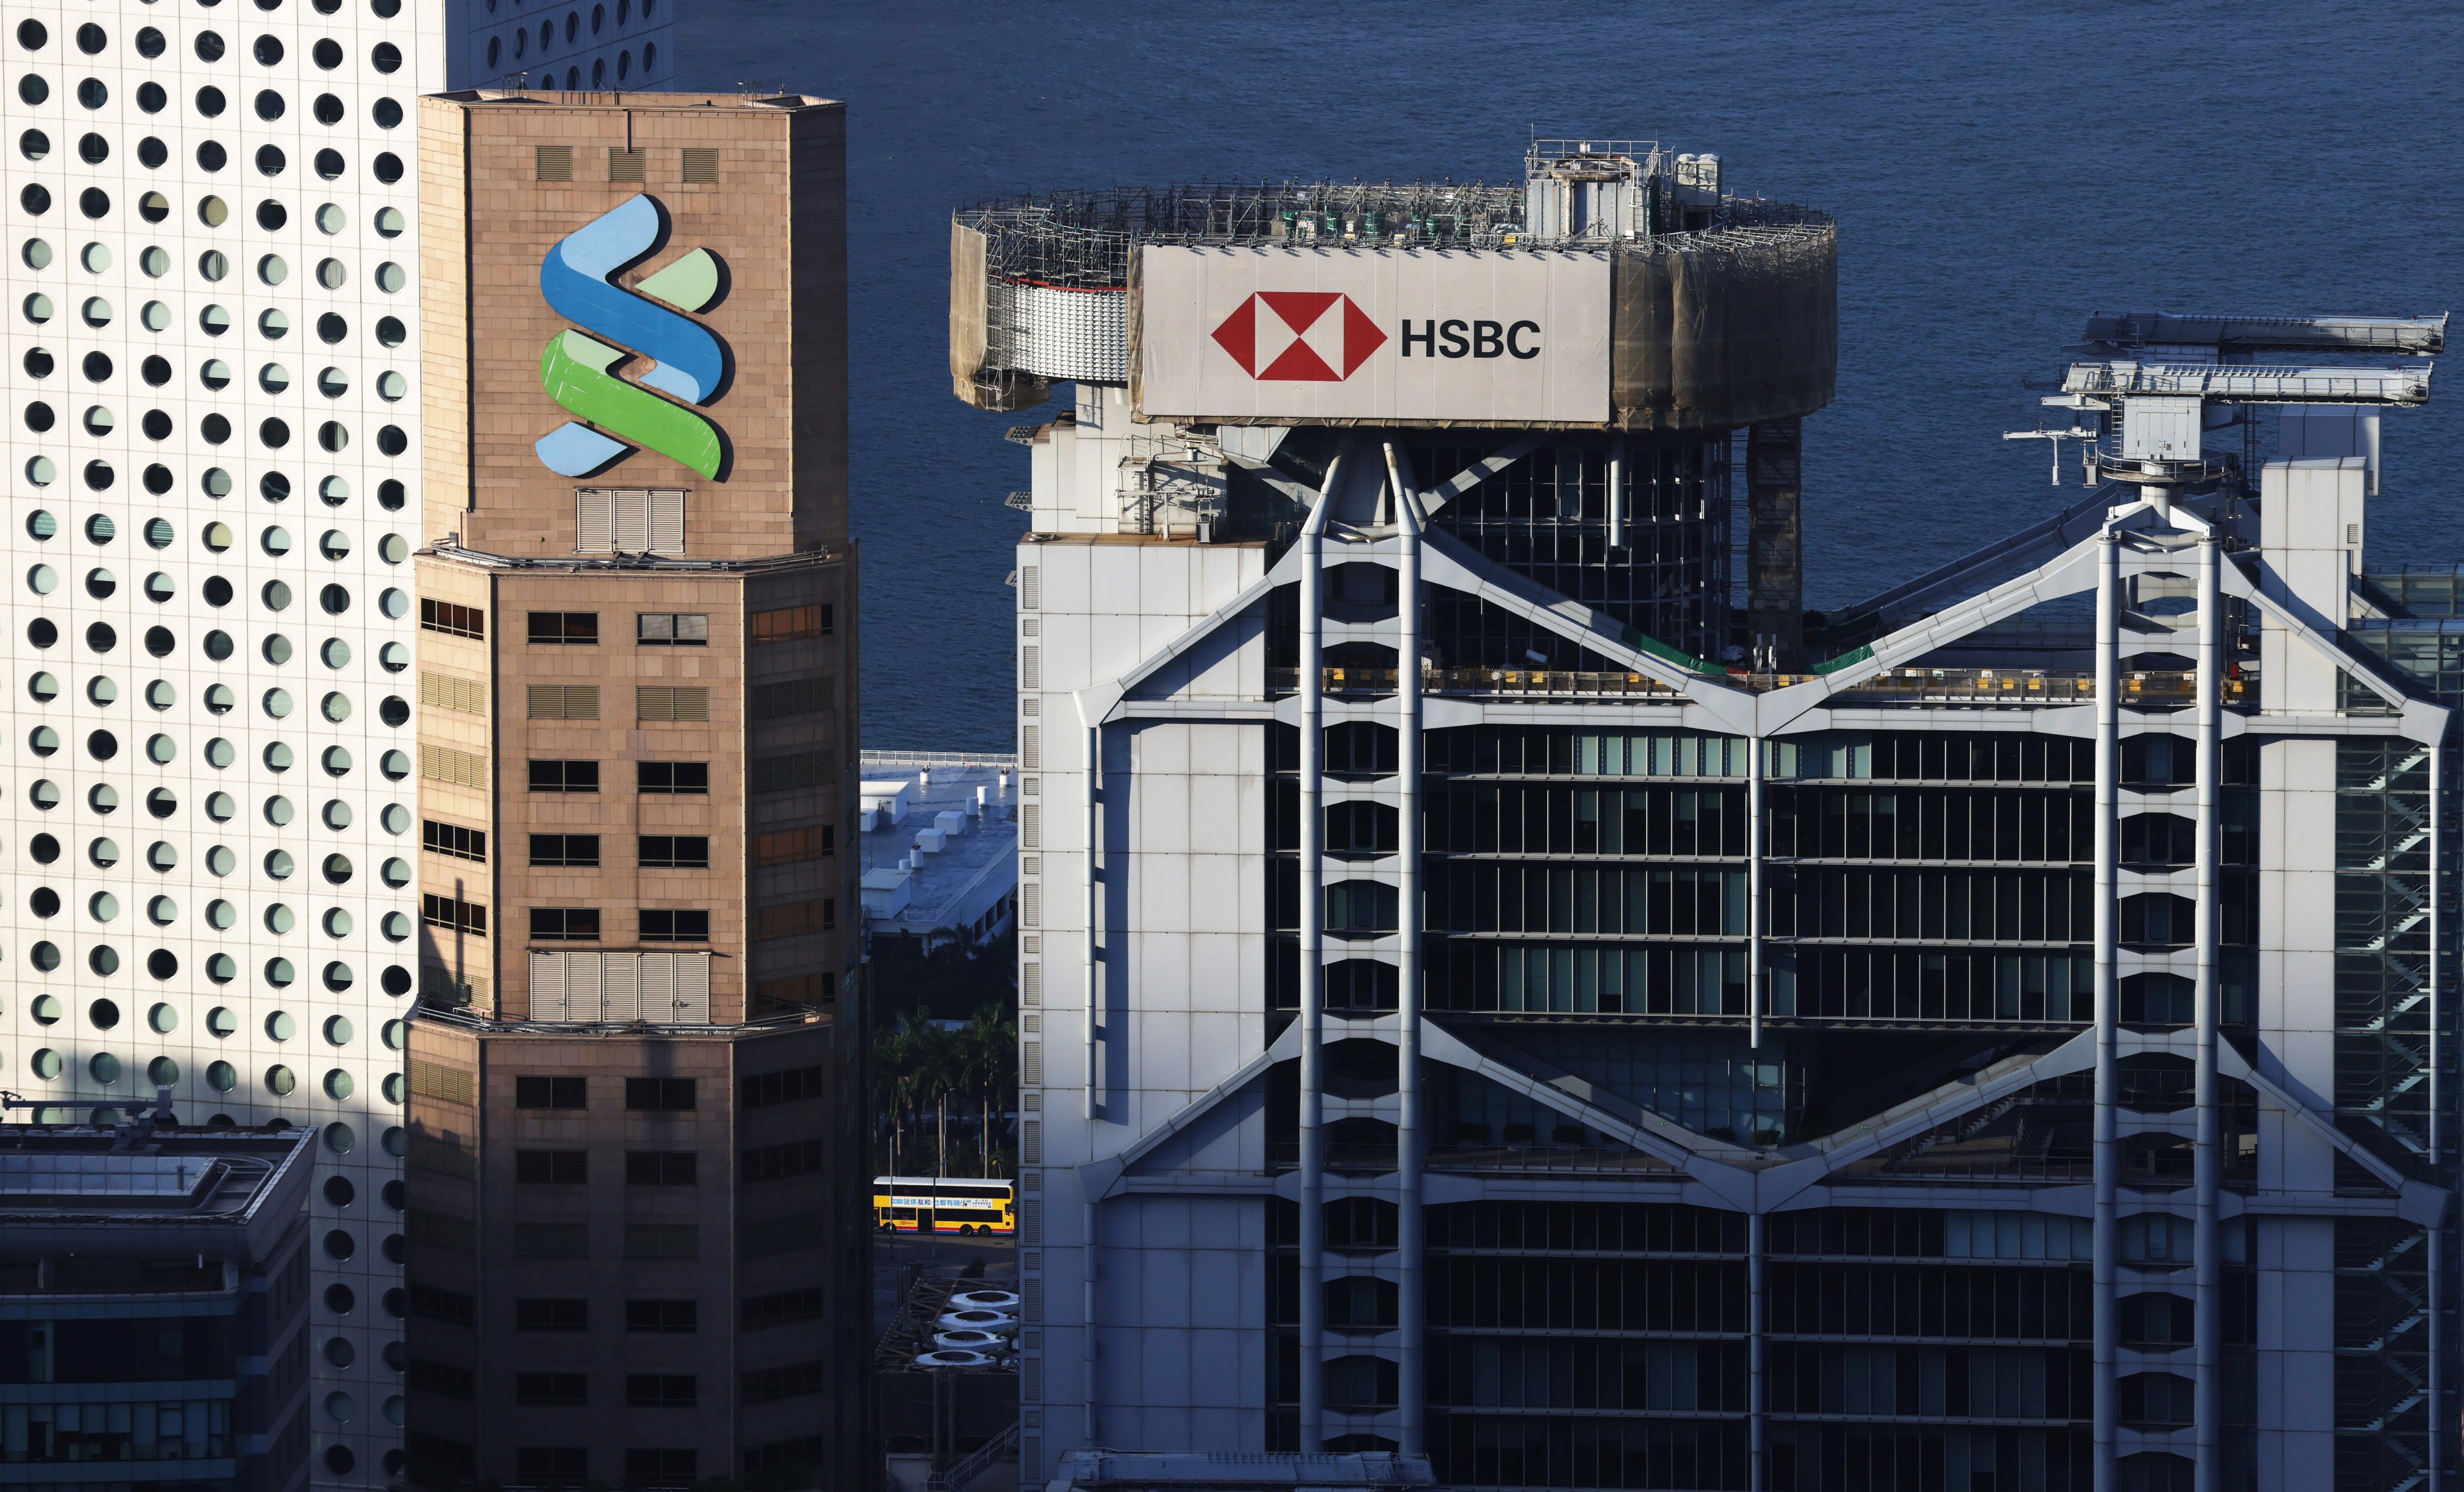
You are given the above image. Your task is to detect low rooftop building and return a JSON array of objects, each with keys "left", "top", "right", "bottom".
[
  {"left": 0, "top": 1123, "right": 316, "bottom": 1492},
  {"left": 859, "top": 753, "right": 1020, "bottom": 950}
]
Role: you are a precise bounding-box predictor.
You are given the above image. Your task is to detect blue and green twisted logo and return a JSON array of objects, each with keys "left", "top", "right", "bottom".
[{"left": 535, "top": 194, "right": 727, "bottom": 480}]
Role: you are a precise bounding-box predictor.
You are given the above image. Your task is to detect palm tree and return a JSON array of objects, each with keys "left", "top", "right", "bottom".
[
  {"left": 958, "top": 1004, "right": 1017, "bottom": 1176},
  {"left": 875, "top": 1008, "right": 955, "bottom": 1176}
]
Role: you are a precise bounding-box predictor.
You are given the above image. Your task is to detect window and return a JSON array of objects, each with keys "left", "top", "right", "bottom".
[
  {"left": 410, "top": 1358, "right": 475, "bottom": 1401},
  {"left": 419, "top": 670, "right": 486, "bottom": 715},
  {"left": 741, "top": 1361, "right": 825, "bottom": 1405},
  {"left": 534, "top": 145, "right": 572, "bottom": 182},
  {"left": 750, "top": 750, "right": 831, "bottom": 795},
  {"left": 626, "top": 1299, "right": 698, "bottom": 1333},
  {"left": 742, "top": 1287, "right": 826, "bottom": 1331},
  {"left": 608, "top": 147, "right": 645, "bottom": 183},
  {"left": 625, "top": 1077, "right": 697, "bottom": 1111},
  {"left": 750, "top": 675, "right": 833, "bottom": 720},
  {"left": 751, "top": 603, "right": 831, "bottom": 643},
  {"left": 419, "top": 597, "right": 485, "bottom": 640},
  {"left": 516, "top": 1372, "right": 587, "bottom": 1407},
  {"left": 514, "top": 1297, "right": 588, "bottom": 1331},
  {"left": 514, "top": 1149, "right": 587, "bottom": 1184},
  {"left": 636, "top": 686, "right": 709, "bottom": 722},
  {"left": 626, "top": 1151, "right": 698, "bottom": 1186},
  {"left": 529, "top": 759, "right": 600, "bottom": 794},
  {"left": 740, "top": 1139, "right": 823, "bottom": 1183},
  {"left": 742, "top": 1065, "right": 825, "bottom": 1109},
  {"left": 528, "top": 685, "right": 600, "bottom": 720},
  {"left": 753, "top": 825, "right": 833, "bottom": 866},
  {"left": 531, "top": 834, "right": 601, "bottom": 868},
  {"left": 514, "top": 1075, "right": 587, "bottom": 1110},
  {"left": 407, "top": 1283, "right": 475, "bottom": 1324},
  {"left": 516, "top": 1448, "right": 588, "bottom": 1489},
  {"left": 626, "top": 1450, "right": 695, "bottom": 1484},
  {"left": 421, "top": 893, "right": 487, "bottom": 937},
  {"left": 636, "top": 612, "right": 707, "bottom": 645},
  {"left": 753, "top": 898, "right": 834, "bottom": 940},
  {"left": 639, "top": 836, "right": 709, "bottom": 869},
  {"left": 639, "top": 909, "right": 709, "bottom": 943},
  {"left": 680, "top": 147, "right": 718, "bottom": 183},
  {"left": 574, "top": 487, "right": 683, "bottom": 555},
  {"left": 422, "top": 819, "right": 487, "bottom": 862},
  {"left": 420, "top": 743, "right": 488, "bottom": 789},
  {"left": 528, "top": 611, "right": 599, "bottom": 644},
  {"left": 638, "top": 761, "right": 709, "bottom": 795},
  {"left": 531, "top": 907, "right": 601, "bottom": 942},
  {"left": 627, "top": 1374, "right": 697, "bottom": 1408},
  {"left": 753, "top": 972, "right": 837, "bottom": 1010}
]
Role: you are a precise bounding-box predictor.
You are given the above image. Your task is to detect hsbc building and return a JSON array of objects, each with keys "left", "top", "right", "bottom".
[
  {"left": 952, "top": 142, "right": 1861, "bottom": 1484},
  {"left": 934, "top": 138, "right": 2464, "bottom": 1492}
]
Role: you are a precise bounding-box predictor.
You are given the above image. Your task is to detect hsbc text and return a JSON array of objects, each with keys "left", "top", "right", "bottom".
[{"left": 1398, "top": 319, "right": 1542, "bottom": 360}]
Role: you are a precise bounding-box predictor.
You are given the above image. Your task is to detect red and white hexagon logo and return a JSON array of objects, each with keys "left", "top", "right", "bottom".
[{"left": 1209, "top": 292, "right": 1390, "bottom": 382}]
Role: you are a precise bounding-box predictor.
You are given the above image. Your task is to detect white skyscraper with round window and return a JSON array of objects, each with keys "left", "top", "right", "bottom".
[
  {"left": 447, "top": 0, "right": 674, "bottom": 94},
  {"left": 1, "top": 4, "right": 675, "bottom": 1487}
]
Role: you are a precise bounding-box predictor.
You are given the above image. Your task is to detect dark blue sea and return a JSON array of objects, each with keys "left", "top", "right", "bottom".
[{"left": 674, "top": 2, "right": 2464, "bottom": 753}]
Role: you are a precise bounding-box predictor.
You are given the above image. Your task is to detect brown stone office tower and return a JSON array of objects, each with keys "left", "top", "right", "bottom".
[{"left": 399, "top": 92, "right": 865, "bottom": 1492}]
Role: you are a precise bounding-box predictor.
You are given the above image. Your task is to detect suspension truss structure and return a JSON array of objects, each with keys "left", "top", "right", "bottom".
[{"left": 1057, "top": 436, "right": 2453, "bottom": 1491}]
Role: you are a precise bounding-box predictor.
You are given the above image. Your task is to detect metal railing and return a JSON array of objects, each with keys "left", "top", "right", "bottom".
[
  {"left": 1267, "top": 667, "right": 1687, "bottom": 699},
  {"left": 861, "top": 750, "right": 1020, "bottom": 769},
  {"left": 929, "top": 1420, "right": 1020, "bottom": 1492},
  {"left": 1263, "top": 665, "right": 2254, "bottom": 706},
  {"left": 1829, "top": 668, "right": 2252, "bottom": 707}
]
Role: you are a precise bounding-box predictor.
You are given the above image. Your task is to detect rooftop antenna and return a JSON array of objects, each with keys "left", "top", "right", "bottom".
[
  {"left": 0, "top": 1085, "right": 179, "bottom": 1148},
  {"left": 2002, "top": 425, "right": 2099, "bottom": 486}
]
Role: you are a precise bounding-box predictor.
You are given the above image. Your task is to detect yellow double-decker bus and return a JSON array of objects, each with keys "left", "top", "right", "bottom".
[{"left": 873, "top": 1176, "right": 1015, "bottom": 1236}]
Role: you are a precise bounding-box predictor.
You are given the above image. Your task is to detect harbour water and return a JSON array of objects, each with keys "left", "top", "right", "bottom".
[{"left": 675, "top": 1, "right": 2464, "bottom": 751}]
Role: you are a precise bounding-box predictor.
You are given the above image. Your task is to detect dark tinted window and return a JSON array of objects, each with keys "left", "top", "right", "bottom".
[
  {"left": 527, "top": 611, "right": 598, "bottom": 644},
  {"left": 514, "top": 1298, "right": 588, "bottom": 1331},
  {"left": 514, "top": 1150, "right": 587, "bottom": 1185},
  {"left": 625, "top": 1151, "right": 697, "bottom": 1186},
  {"left": 625, "top": 1077, "right": 697, "bottom": 1111},
  {"left": 625, "top": 1299, "right": 698, "bottom": 1333},
  {"left": 528, "top": 759, "right": 600, "bottom": 793},
  {"left": 639, "top": 835, "right": 709, "bottom": 869},
  {"left": 638, "top": 760, "right": 709, "bottom": 794},
  {"left": 529, "top": 834, "right": 600, "bottom": 868},
  {"left": 513, "top": 1075, "right": 587, "bottom": 1109}
]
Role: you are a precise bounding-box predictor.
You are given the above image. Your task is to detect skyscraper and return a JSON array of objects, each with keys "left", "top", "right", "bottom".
[
  {"left": 1, "top": 10, "right": 676, "bottom": 1486},
  {"left": 399, "top": 89, "right": 865, "bottom": 1492},
  {"left": 957, "top": 143, "right": 2455, "bottom": 1492}
]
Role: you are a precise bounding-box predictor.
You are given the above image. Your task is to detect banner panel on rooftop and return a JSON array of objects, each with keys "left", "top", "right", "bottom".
[{"left": 1138, "top": 245, "right": 1610, "bottom": 424}]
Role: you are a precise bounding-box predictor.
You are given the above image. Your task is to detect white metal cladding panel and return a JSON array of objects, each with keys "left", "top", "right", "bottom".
[
  {"left": 1138, "top": 244, "right": 1610, "bottom": 424},
  {"left": 529, "top": 951, "right": 710, "bottom": 1023},
  {"left": 992, "top": 282, "right": 1128, "bottom": 383}
]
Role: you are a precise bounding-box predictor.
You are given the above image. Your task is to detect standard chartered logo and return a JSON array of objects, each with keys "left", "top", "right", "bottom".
[{"left": 535, "top": 194, "right": 727, "bottom": 480}]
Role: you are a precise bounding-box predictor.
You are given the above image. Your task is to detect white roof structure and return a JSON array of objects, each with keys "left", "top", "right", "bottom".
[{"left": 858, "top": 752, "right": 1021, "bottom": 945}]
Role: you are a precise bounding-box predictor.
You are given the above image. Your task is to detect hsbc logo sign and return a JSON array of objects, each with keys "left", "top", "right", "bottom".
[
  {"left": 1145, "top": 245, "right": 1606, "bottom": 422},
  {"left": 1209, "top": 292, "right": 1544, "bottom": 383},
  {"left": 1210, "top": 292, "right": 1387, "bottom": 381}
]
